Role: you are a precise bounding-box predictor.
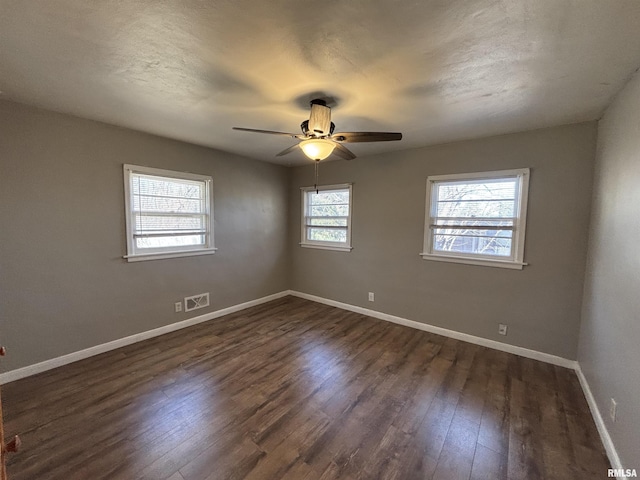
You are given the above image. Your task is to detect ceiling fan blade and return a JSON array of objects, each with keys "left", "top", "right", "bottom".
[
  {"left": 332, "top": 132, "right": 403, "bottom": 143},
  {"left": 308, "top": 101, "right": 332, "bottom": 136},
  {"left": 233, "top": 127, "right": 300, "bottom": 138},
  {"left": 275, "top": 144, "right": 300, "bottom": 157},
  {"left": 332, "top": 143, "right": 356, "bottom": 160}
]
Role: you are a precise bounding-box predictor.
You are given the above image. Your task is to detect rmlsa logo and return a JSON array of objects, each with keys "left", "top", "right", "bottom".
[{"left": 609, "top": 469, "right": 638, "bottom": 478}]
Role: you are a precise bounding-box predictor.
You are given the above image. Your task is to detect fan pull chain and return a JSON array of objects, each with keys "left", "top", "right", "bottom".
[{"left": 314, "top": 159, "right": 320, "bottom": 193}]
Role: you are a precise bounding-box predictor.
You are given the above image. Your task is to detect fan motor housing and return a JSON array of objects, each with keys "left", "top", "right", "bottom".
[{"left": 301, "top": 120, "right": 335, "bottom": 137}]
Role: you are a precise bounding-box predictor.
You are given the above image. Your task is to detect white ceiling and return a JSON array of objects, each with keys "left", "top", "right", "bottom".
[{"left": 1, "top": 1, "right": 640, "bottom": 166}]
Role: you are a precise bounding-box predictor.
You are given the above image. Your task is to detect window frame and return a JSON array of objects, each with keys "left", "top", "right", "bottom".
[
  {"left": 300, "top": 183, "right": 353, "bottom": 252},
  {"left": 420, "top": 168, "right": 530, "bottom": 270},
  {"left": 123, "top": 164, "right": 216, "bottom": 262}
]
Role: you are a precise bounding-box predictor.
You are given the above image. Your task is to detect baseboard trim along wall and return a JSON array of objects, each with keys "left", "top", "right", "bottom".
[
  {"left": 289, "top": 290, "right": 577, "bottom": 369},
  {"left": 1, "top": 289, "right": 621, "bottom": 472},
  {"left": 575, "top": 365, "right": 623, "bottom": 471},
  {"left": 0, "top": 291, "right": 290, "bottom": 385},
  {"left": 289, "top": 290, "right": 623, "bottom": 471},
  {"left": 0, "top": 289, "right": 577, "bottom": 382}
]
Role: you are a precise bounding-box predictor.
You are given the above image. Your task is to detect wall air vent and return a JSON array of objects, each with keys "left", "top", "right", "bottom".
[{"left": 184, "top": 292, "right": 210, "bottom": 312}]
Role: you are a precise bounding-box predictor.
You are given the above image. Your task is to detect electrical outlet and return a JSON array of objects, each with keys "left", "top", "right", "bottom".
[
  {"left": 610, "top": 398, "right": 617, "bottom": 422},
  {"left": 498, "top": 324, "right": 508, "bottom": 336},
  {"left": 175, "top": 302, "right": 182, "bottom": 313},
  {"left": 368, "top": 292, "right": 375, "bottom": 302}
]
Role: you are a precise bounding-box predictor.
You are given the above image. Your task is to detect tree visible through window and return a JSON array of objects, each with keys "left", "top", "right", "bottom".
[
  {"left": 422, "top": 169, "right": 530, "bottom": 268},
  {"left": 123, "top": 165, "right": 215, "bottom": 261},
  {"left": 301, "top": 184, "right": 352, "bottom": 251}
]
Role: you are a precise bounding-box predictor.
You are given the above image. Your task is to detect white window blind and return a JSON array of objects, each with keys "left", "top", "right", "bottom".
[
  {"left": 300, "top": 184, "right": 353, "bottom": 251},
  {"left": 421, "top": 169, "right": 529, "bottom": 269},
  {"left": 124, "top": 165, "right": 215, "bottom": 261}
]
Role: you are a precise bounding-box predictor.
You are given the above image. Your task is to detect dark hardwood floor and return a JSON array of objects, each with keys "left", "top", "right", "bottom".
[{"left": 2, "top": 296, "right": 609, "bottom": 479}]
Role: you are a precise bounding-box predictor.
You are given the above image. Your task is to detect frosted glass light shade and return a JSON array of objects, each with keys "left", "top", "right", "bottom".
[{"left": 299, "top": 139, "right": 336, "bottom": 161}]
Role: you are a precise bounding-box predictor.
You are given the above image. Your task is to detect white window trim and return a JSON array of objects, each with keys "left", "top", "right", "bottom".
[
  {"left": 123, "top": 164, "right": 216, "bottom": 262},
  {"left": 420, "top": 168, "right": 530, "bottom": 270},
  {"left": 300, "top": 183, "right": 353, "bottom": 252}
]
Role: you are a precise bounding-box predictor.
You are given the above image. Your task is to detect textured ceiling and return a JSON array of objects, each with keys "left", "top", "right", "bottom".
[{"left": 1, "top": 1, "right": 640, "bottom": 165}]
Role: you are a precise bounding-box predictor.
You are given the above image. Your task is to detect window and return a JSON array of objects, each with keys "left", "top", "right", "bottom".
[
  {"left": 123, "top": 164, "right": 215, "bottom": 262},
  {"left": 300, "top": 184, "right": 353, "bottom": 251},
  {"left": 421, "top": 168, "right": 530, "bottom": 269}
]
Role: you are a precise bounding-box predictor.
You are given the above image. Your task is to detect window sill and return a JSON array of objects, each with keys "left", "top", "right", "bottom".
[
  {"left": 419, "top": 253, "right": 527, "bottom": 270},
  {"left": 300, "top": 243, "right": 353, "bottom": 252},
  {"left": 124, "top": 248, "right": 218, "bottom": 262}
]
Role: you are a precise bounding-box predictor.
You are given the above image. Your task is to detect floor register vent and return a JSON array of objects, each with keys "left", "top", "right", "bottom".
[{"left": 184, "top": 292, "right": 210, "bottom": 312}]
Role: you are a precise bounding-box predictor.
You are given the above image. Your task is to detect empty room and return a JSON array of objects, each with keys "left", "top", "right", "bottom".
[{"left": 0, "top": 1, "right": 638, "bottom": 479}]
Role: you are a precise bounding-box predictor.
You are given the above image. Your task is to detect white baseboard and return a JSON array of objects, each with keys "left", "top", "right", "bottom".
[
  {"left": 1, "top": 289, "right": 622, "bottom": 472},
  {"left": 0, "top": 289, "right": 575, "bottom": 384},
  {"left": 575, "top": 364, "right": 622, "bottom": 471},
  {"left": 289, "top": 290, "right": 577, "bottom": 369},
  {"left": 289, "top": 290, "right": 626, "bottom": 470},
  {"left": 0, "top": 291, "right": 290, "bottom": 385}
]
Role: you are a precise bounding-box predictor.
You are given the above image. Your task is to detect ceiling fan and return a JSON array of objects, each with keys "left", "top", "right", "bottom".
[{"left": 232, "top": 99, "right": 402, "bottom": 162}]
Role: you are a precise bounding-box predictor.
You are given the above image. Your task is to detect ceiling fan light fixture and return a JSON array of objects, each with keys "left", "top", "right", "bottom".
[
  {"left": 299, "top": 138, "right": 335, "bottom": 161},
  {"left": 233, "top": 97, "right": 402, "bottom": 162}
]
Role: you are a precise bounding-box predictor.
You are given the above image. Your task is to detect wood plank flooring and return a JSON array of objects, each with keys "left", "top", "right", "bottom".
[{"left": 2, "top": 296, "right": 610, "bottom": 479}]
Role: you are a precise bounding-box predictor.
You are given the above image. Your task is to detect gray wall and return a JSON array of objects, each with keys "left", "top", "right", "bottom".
[
  {"left": 0, "top": 100, "right": 290, "bottom": 372},
  {"left": 290, "top": 123, "right": 597, "bottom": 359},
  {"left": 578, "top": 73, "right": 640, "bottom": 467}
]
